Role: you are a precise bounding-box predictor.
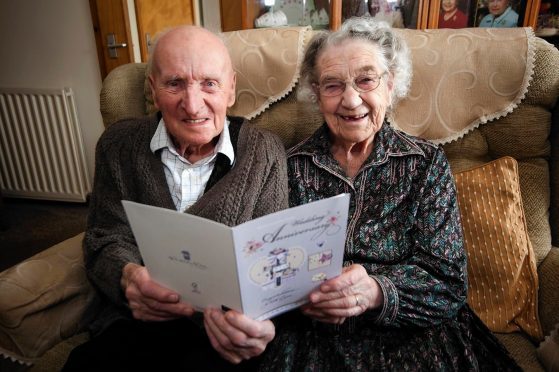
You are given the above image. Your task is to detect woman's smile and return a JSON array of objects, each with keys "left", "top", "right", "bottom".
[{"left": 339, "top": 112, "right": 369, "bottom": 122}]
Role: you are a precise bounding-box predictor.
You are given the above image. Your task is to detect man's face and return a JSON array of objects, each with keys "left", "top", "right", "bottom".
[
  {"left": 149, "top": 27, "right": 236, "bottom": 156},
  {"left": 488, "top": 0, "right": 509, "bottom": 15}
]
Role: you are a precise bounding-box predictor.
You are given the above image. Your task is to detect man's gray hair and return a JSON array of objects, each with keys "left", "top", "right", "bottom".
[{"left": 298, "top": 17, "right": 412, "bottom": 109}]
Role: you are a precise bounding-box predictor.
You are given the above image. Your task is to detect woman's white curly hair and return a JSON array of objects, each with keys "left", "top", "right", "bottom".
[{"left": 298, "top": 17, "right": 412, "bottom": 110}]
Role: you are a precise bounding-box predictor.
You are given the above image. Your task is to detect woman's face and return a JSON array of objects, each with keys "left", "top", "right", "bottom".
[
  {"left": 442, "top": 0, "right": 458, "bottom": 12},
  {"left": 488, "top": 0, "right": 509, "bottom": 15},
  {"left": 315, "top": 39, "right": 393, "bottom": 148}
]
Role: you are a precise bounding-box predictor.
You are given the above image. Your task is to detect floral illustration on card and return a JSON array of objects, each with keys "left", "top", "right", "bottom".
[
  {"left": 308, "top": 249, "right": 333, "bottom": 270},
  {"left": 244, "top": 240, "right": 263, "bottom": 256}
]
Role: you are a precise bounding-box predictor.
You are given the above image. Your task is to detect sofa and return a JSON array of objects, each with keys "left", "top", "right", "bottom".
[{"left": 0, "top": 26, "right": 557, "bottom": 371}]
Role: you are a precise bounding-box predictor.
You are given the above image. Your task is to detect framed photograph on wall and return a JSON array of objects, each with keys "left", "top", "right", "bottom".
[
  {"left": 341, "top": 0, "right": 424, "bottom": 29},
  {"left": 535, "top": 0, "right": 558, "bottom": 37},
  {"left": 473, "top": 0, "right": 526, "bottom": 27},
  {"left": 427, "top": 0, "right": 539, "bottom": 28},
  {"left": 438, "top": 0, "right": 474, "bottom": 28}
]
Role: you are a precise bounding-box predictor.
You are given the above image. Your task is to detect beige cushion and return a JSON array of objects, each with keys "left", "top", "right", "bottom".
[
  {"left": 454, "top": 157, "right": 542, "bottom": 341},
  {"left": 224, "top": 26, "right": 309, "bottom": 120},
  {"left": 0, "top": 233, "right": 98, "bottom": 363}
]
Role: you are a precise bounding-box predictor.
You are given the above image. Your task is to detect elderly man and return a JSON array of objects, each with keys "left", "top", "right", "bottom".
[{"left": 63, "top": 26, "right": 286, "bottom": 371}]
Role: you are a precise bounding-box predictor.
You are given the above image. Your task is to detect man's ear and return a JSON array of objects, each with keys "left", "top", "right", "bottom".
[
  {"left": 227, "top": 72, "right": 237, "bottom": 108},
  {"left": 148, "top": 74, "right": 160, "bottom": 109}
]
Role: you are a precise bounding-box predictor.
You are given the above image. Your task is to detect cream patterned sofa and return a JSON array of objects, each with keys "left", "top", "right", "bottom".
[{"left": 0, "top": 27, "right": 558, "bottom": 371}]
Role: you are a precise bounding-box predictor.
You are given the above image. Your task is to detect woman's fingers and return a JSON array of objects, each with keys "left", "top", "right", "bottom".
[{"left": 302, "top": 264, "right": 382, "bottom": 323}]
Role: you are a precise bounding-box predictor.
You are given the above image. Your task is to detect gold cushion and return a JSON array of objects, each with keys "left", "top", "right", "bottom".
[{"left": 453, "top": 156, "right": 543, "bottom": 341}]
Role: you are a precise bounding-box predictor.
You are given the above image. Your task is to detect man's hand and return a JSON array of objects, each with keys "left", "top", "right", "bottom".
[
  {"left": 121, "top": 263, "right": 195, "bottom": 321},
  {"left": 203, "top": 308, "right": 275, "bottom": 364}
]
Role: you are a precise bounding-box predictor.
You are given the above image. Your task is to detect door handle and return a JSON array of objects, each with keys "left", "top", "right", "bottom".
[
  {"left": 145, "top": 33, "right": 154, "bottom": 59},
  {"left": 107, "top": 33, "right": 127, "bottom": 58}
]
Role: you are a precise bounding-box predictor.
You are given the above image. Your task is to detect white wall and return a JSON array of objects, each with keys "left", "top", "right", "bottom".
[
  {"left": 0, "top": 0, "right": 105, "bottom": 188},
  {"left": 200, "top": 0, "right": 222, "bottom": 33}
]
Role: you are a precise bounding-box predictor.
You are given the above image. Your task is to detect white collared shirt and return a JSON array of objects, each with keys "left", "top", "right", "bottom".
[{"left": 150, "top": 118, "right": 235, "bottom": 212}]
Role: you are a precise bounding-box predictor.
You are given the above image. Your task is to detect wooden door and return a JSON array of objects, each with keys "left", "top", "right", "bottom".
[
  {"left": 221, "top": 0, "right": 243, "bottom": 31},
  {"left": 89, "top": 0, "right": 134, "bottom": 79},
  {"left": 135, "top": 0, "right": 195, "bottom": 62}
]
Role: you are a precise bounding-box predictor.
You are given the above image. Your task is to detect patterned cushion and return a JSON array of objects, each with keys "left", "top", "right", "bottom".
[
  {"left": 453, "top": 157, "right": 543, "bottom": 341},
  {"left": 391, "top": 27, "right": 536, "bottom": 144}
]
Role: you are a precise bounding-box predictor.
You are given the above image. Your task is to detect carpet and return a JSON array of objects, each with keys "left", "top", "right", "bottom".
[{"left": 0, "top": 197, "right": 89, "bottom": 272}]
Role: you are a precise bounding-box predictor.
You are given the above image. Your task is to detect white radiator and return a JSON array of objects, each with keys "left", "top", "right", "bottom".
[{"left": 0, "top": 87, "right": 91, "bottom": 202}]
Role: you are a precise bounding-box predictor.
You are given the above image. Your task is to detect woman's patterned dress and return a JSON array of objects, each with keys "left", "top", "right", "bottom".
[{"left": 257, "top": 123, "right": 520, "bottom": 371}]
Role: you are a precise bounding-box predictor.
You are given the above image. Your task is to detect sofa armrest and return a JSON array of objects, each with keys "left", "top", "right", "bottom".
[
  {"left": 538, "top": 247, "right": 559, "bottom": 337},
  {"left": 100, "top": 62, "right": 149, "bottom": 128},
  {"left": 0, "top": 233, "right": 99, "bottom": 365}
]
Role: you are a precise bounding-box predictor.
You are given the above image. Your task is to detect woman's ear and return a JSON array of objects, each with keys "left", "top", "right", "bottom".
[
  {"left": 386, "top": 72, "right": 395, "bottom": 92},
  {"left": 312, "top": 83, "right": 322, "bottom": 104},
  {"left": 385, "top": 72, "right": 395, "bottom": 104}
]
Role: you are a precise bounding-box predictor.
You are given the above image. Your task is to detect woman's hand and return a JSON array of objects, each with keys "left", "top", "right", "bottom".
[
  {"left": 121, "top": 263, "right": 195, "bottom": 321},
  {"left": 301, "top": 264, "right": 384, "bottom": 324},
  {"left": 203, "top": 308, "right": 275, "bottom": 364}
]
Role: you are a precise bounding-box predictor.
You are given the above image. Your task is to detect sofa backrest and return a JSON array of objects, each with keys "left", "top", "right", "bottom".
[{"left": 99, "top": 27, "right": 559, "bottom": 262}]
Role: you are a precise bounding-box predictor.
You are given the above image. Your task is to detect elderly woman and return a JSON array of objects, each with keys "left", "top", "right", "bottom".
[
  {"left": 478, "top": 0, "right": 519, "bottom": 27},
  {"left": 439, "top": 0, "right": 469, "bottom": 28},
  {"left": 254, "top": 17, "right": 520, "bottom": 371}
]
